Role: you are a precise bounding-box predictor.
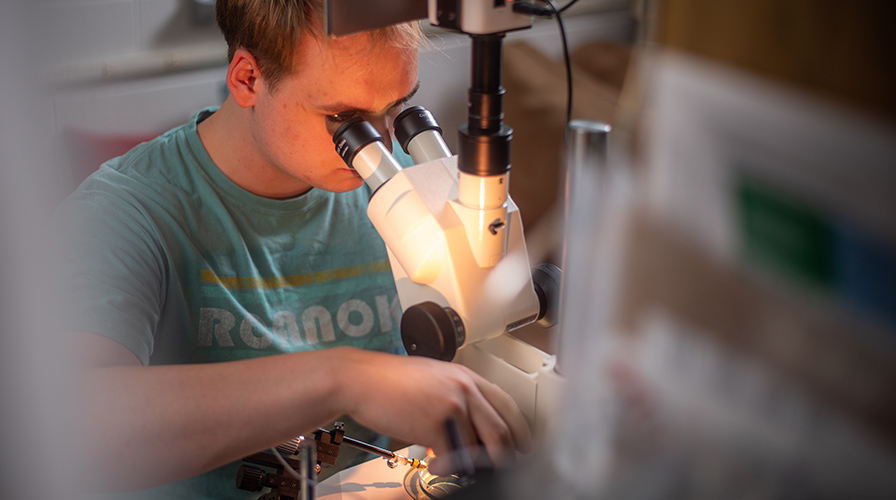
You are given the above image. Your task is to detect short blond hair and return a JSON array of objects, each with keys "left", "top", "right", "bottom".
[{"left": 216, "top": 0, "right": 421, "bottom": 90}]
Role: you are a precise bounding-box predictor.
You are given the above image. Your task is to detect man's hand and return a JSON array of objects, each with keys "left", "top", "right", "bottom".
[
  {"left": 71, "top": 334, "right": 531, "bottom": 492},
  {"left": 334, "top": 348, "right": 533, "bottom": 475}
]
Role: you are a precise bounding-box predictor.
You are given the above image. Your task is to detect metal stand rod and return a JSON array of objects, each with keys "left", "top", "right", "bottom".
[
  {"left": 299, "top": 441, "right": 316, "bottom": 500},
  {"left": 557, "top": 120, "right": 612, "bottom": 376},
  {"left": 561, "top": 120, "right": 611, "bottom": 272},
  {"left": 317, "top": 427, "right": 393, "bottom": 459}
]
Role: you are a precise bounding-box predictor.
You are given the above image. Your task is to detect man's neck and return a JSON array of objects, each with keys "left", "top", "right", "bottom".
[{"left": 197, "top": 97, "right": 313, "bottom": 199}]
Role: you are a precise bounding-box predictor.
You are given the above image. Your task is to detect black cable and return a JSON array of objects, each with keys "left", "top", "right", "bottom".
[
  {"left": 558, "top": 0, "right": 581, "bottom": 14},
  {"left": 545, "top": 0, "right": 573, "bottom": 125},
  {"left": 510, "top": 1, "right": 575, "bottom": 124}
]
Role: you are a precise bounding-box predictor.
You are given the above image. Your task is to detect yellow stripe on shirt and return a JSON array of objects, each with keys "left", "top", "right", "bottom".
[{"left": 201, "top": 260, "right": 392, "bottom": 290}]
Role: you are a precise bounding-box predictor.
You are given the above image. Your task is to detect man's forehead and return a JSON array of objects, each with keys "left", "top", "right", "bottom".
[
  {"left": 292, "top": 32, "right": 419, "bottom": 109},
  {"left": 299, "top": 30, "right": 398, "bottom": 66},
  {"left": 313, "top": 80, "right": 421, "bottom": 115}
]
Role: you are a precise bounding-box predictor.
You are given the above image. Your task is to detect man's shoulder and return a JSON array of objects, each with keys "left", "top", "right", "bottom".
[
  {"left": 111, "top": 113, "right": 203, "bottom": 173},
  {"left": 56, "top": 112, "right": 215, "bottom": 234},
  {"left": 94, "top": 107, "right": 212, "bottom": 172},
  {"left": 81, "top": 110, "right": 213, "bottom": 197}
]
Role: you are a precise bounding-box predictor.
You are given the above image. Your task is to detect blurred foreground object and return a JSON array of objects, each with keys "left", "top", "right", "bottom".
[{"left": 498, "top": 47, "right": 896, "bottom": 500}]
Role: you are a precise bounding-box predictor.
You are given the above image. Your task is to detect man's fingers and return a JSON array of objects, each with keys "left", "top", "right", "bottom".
[
  {"left": 426, "top": 446, "right": 493, "bottom": 476},
  {"left": 426, "top": 455, "right": 452, "bottom": 476},
  {"left": 472, "top": 376, "right": 533, "bottom": 454},
  {"left": 430, "top": 371, "right": 531, "bottom": 474},
  {"left": 438, "top": 371, "right": 533, "bottom": 469},
  {"left": 467, "top": 398, "right": 514, "bottom": 466},
  {"left": 446, "top": 413, "right": 479, "bottom": 461}
]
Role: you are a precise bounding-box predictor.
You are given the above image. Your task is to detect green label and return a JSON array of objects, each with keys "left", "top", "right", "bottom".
[{"left": 737, "top": 177, "right": 833, "bottom": 290}]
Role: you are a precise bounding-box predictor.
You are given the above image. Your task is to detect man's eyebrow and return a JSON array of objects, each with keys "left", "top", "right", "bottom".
[
  {"left": 318, "top": 81, "right": 421, "bottom": 114},
  {"left": 396, "top": 81, "right": 421, "bottom": 106}
]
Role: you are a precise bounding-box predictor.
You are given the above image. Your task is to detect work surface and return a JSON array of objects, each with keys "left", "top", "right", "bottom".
[{"left": 316, "top": 446, "right": 434, "bottom": 500}]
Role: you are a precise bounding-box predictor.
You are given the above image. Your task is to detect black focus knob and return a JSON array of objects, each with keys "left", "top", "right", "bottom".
[
  {"left": 532, "top": 263, "right": 562, "bottom": 327},
  {"left": 236, "top": 464, "right": 265, "bottom": 492},
  {"left": 401, "top": 302, "right": 465, "bottom": 361}
]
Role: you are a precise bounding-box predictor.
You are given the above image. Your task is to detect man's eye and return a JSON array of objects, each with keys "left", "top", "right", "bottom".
[{"left": 326, "top": 113, "right": 356, "bottom": 124}]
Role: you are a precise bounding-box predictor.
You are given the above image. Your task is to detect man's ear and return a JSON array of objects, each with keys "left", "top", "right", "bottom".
[{"left": 227, "top": 48, "right": 262, "bottom": 108}]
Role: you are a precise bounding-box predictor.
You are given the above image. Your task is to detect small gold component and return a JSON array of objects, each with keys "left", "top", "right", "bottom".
[{"left": 384, "top": 452, "right": 428, "bottom": 471}]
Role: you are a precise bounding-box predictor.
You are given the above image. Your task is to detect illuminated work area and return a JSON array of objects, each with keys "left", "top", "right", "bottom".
[{"left": 1, "top": 1, "right": 894, "bottom": 499}]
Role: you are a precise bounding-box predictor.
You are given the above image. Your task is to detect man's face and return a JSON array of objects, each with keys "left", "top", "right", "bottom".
[{"left": 249, "top": 32, "right": 419, "bottom": 195}]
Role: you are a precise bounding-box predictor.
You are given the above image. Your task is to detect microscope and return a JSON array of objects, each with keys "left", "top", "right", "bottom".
[{"left": 330, "top": 0, "right": 564, "bottom": 438}]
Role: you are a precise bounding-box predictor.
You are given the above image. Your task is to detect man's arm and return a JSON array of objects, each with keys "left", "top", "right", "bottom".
[{"left": 72, "top": 332, "right": 531, "bottom": 493}]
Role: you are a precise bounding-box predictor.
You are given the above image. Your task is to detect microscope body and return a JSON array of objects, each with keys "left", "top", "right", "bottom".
[
  {"left": 368, "top": 155, "right": 541, "bottom": 359},
  {"left": 335, "top": 111, "right": 543, "bottom": 359},
  {"left": 334, "top": 108, "right": 562, "bottom": 438}
]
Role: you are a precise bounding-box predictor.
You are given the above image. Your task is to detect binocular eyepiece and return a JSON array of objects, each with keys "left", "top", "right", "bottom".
[{"left": 332, "top": 106, "right": 452, "bottom": 192}]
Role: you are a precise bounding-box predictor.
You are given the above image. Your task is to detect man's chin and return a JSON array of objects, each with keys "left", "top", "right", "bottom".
[{"left": 324, "top": 175, "right": 366, "bottom": 193}]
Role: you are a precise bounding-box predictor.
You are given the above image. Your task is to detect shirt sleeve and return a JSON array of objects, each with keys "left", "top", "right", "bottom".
[{"left": 53, "top": 182, "right": 165, "bottom": 365}]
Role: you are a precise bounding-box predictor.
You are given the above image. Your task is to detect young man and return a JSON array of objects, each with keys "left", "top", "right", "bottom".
[{"left": 55, "top": 1, "right": 530, "bottom": 498}]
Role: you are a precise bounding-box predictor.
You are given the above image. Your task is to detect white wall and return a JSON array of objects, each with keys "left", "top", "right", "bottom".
[
  {"left": 36, "top": 0, "right": 222, "bottom": 71},
  {"left": 41, "top": 1, "right": 226, "bottom": 129}
]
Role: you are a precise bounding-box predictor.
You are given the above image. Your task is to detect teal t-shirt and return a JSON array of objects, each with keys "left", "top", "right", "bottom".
[{"left": 55, "top": 108, "right": 412, "bottom": 499}]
